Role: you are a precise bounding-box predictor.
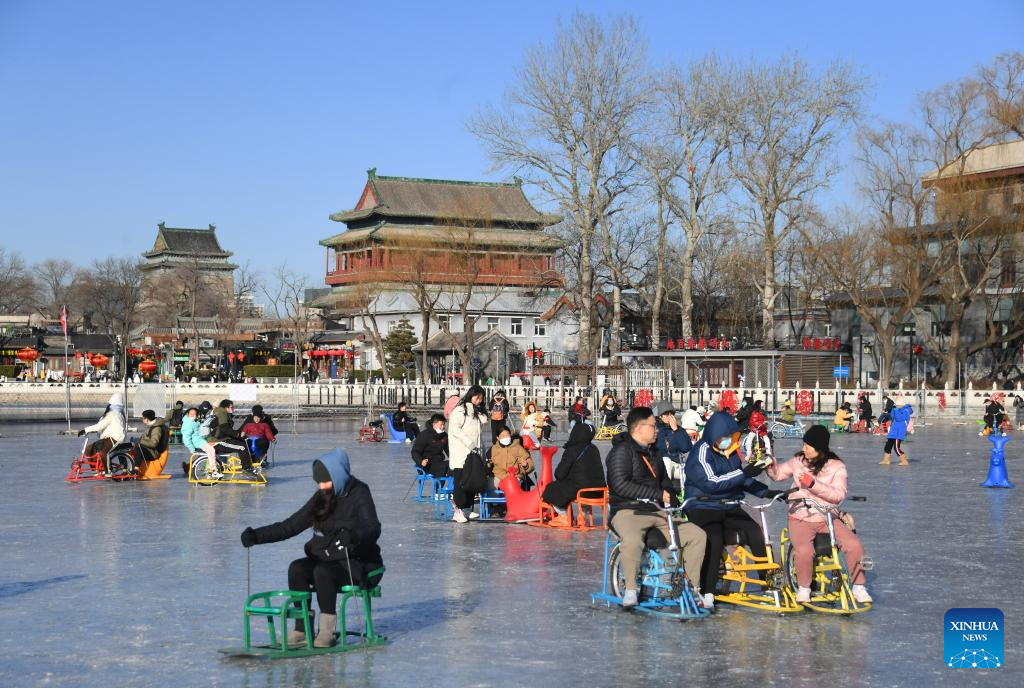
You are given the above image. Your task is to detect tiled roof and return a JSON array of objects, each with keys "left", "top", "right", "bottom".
[
  {"left": 145, "top": 223, "right": 232, "bottom": 257},
  {"left": 329, "top": 170, "right": 561, "bottom": 226}
]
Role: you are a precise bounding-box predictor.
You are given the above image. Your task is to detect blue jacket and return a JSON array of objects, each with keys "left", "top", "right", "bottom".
[
  {"left": 684, "top": 412, "right": 769, "bottom": 510},
  {"left": 656, "top": 422, "right": 692, "bottom": 463},
  {"left": 181, "top": 416, "right": 205, "bottom": 453},
  {"left": 887, "top": 405, "right": 913, "bottom": 440}
]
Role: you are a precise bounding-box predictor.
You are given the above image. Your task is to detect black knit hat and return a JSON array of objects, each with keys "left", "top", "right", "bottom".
[
  {"left": 803, "top": 425, "right": 830, "bottom": 454},
  {"left": 312, "top": 459, "right": 332, "bottom": 484}
]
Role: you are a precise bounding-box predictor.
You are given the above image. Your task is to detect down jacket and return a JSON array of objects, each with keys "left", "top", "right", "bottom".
[
  {"left": 447, "top": 402, "right": 485, "bottom": 470},
  {"left": 683, "top": 412, "right": 770, "bottom": 511},
  {"left": 887, "top": 404, "right": 913, "bottom": 440},
  {"left": 251, "top": 449, "right": 383, "bottom": 580},
  {"left": 767, "top": 453, "right": 848, "bottom": 525},
  {"left": 606, "top": 432, "right": 673, "bottom": 516}
]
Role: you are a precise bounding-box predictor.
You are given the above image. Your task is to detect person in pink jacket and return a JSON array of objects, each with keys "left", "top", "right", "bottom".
[{"left": 766, "top": 425, "right": 872, "bottom": 605}]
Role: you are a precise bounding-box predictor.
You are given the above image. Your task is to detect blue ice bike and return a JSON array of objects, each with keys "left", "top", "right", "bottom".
[{"left": 591, "top": 499, "right": 710, "bottom": 621}]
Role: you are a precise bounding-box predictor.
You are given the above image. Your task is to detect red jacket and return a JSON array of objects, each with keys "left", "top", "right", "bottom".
[{"left": 241, "top": 420, "right": 274, "bottom": 443}]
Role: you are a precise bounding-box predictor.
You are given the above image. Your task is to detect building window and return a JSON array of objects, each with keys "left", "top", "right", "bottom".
[
  {"left": 510, "top": 318, "right": 523, "bottom": 336},
  {"left": 534, "top": 321, "right": 546, "bottom": 337},
  {"left": 437, "top": 313, "right": 451, "bottom": 329},
  {"left": 999, "top": 250, "right": 1016, "bottom": 288},
  {"left": 926, "top": 239, "right": 940, "bottom": 259},
  {"left": 340, "top": 253, "right": 347, "bottom": 271},
  {"left": 487, "top": 317, "right": 500, "bottom": 331}
]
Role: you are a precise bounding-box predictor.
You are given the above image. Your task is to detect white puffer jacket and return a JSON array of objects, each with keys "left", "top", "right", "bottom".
[
  {"left": 447, "top": 402, "right": 484, "bottom": 469},
  {"left": 84, "top": 409, "right": 126, "bottom": 443}
]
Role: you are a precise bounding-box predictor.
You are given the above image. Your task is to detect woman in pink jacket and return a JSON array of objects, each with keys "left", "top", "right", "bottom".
[{"left": 766, "top": 425, "right": 872, "bottom": 605}]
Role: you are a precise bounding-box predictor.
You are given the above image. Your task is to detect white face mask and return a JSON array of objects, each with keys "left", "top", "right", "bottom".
[{"left": 499, "top": 438, "right": 512, "bottom": 447}]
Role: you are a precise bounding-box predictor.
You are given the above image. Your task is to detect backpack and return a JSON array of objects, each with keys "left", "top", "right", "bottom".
[
  {"left": 458, "top": 449, "right": 490, "bottom": 494},
  {"left": 199, "top": 414, "right": 217, "bottom": 438},
  {"left": 443, "top": 394, "right": 461, "bottom": 420},
  {"left": 490, "top": 400, "right": 505, "bottom": 422}
]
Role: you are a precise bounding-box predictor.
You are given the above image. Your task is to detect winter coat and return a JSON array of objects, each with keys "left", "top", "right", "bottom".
[
  {"left": 606, "top": 432, "right": 674, "bottom": 517},
  {"left": 858, "top": 399, "right": 873, "bottom": 421},
  {"left": 251, "top": 449, "right": 383, "bottom": 578},
  {"left": 780, "top": 407, "right": 796, "bottom": 424},
  {"left": 600, "top": 403, "right": 621, "bottom": 426},
  {"left": 411, "top": 426, "right": 448, "bottom": 476},
  {"left": 887, "top": 405, "right": 913, "bottom": 440},
  {"left": 447, "top": 402, "right": 484, "bottom": 470},
  {"left": 735, "top": 403, "right": 754, "bottom": 432},
  {"left": 165, "top": 405, "right": 184, "bottom": 427},
  {"left": 488, "top": 397, "right": 509, "bottom": 421},
  {"left": 834, "top": 408, "right": 853, "bottom": 427},
  {"left": 212, "top": 406, "right": 239, "bottom": 441},
  {"left": 139, "top": 418, "right": 168, "bottom": 454},
  {"left": 684, "top": 412, "right": 770, "bottom": 511},
  {"left": 487, "top": 441, "right": 534, "bottom": 482},
  {"left": 181, "top": 416, "right": 205, "bottom": 453},
  {"left": 241, "top": 420, "right": 275, "bottom": 443},
  {"left": 84, "top": 408, "right": 126, "bottom": 444},
  {"left": 655, "top": 422, "right": 692, "bottom": 462},
  {"left": 680, "top": 409, "right": 703, "bottom": 434},
  {"left": 767, "top": 453, "right": 848, "bottom": 525},
  {"left": 542, "top": 422, "right": 605, "bottom": 509},
  {"left": 569, "top": 403, "right": 590, "bottom": 424}
]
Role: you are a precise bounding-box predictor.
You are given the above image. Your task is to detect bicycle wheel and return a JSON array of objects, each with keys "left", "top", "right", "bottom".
[
  {"left": 610, "top": 544, "right": 654, "bottom": 600},
  {"left": 107, "top": 448, "right": 136, "bottom": 479},
  {"left": 190, "top": 455, "right": 216, "bottom": 484}
]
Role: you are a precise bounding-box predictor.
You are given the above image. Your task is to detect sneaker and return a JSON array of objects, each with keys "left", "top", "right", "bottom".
[
  {"left": 621, "top": 589, "right": 638, "bottom": 609},
  {"left": 241, "top": 470, "right": 260, "bottom": 481},
  {"left": 405, "top": 438, "right": 412, "bottom": 444},
  {"left": 452, "top": 509, "right": 468, "bottom": 523},
  {"left": 795, "top": 586, "right": 811, "bottom": 603},
  {"left": 467, "top": 511, "right": 480, "bottom": 520},
  {"left": 851, "top": 585, "right": 873, "bottom": 604},
  {"left": 206, "top": 469, "right": 223, "bottom": 479},
  {"left": 702, "top": 593, "right": 715, "bottom": 610}
]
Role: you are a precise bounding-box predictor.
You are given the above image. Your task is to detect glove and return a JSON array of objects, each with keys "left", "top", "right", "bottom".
[
  {"left": 240, "top": 527, "right": 258, "bottom": 548},
  {"left": 320, "top": 530, "right": 353, "bottom": 561},
  {"left": 77, "top": 429, "right": 86, "bottom": 437},
  {"left": 799, "top": 473, "right": 816, "bottom": 489},
  {"left": 742, "top": 463, "right": 765, "bottom": 478}
]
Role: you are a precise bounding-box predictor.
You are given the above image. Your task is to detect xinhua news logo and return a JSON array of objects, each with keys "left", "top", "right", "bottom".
[{"left": 944, "top": 608, "right": 1003, "bottom": 668}]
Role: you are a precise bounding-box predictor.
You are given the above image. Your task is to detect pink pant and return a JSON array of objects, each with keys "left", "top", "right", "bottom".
[{"left": 788, "top": 517, "right": 866, "bottom": 587}]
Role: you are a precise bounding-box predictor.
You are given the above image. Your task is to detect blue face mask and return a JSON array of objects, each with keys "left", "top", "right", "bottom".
[{"left": 716, "top": 437, "right": 733, "bottom": 452}]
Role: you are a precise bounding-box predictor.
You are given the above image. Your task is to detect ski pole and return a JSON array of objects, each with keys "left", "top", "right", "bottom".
[{"left": 247, "top": 547, "right": 251, "bottom": 598}]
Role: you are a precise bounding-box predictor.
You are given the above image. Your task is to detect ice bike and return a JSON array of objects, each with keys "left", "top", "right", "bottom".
[
  {"left": 767, "top": 418, "right": 805, "bottom": 439},
  {"left": 780, "top": 496, "right": 873, "bottom": 614},
  {"left": 187, "top": 447, "right": 268, "bottom": 486},
  {"left": 591, "top": 499, "right": 711, "bottom": 621},
  {"left": 712, "top": 488, "right": 804, "bottom": 613},
  {"left": 594, "top": 422, "right": 626, "bottom": 441},
  {"left": 67, "top": 432, "right": 138, "bottom": 482}
]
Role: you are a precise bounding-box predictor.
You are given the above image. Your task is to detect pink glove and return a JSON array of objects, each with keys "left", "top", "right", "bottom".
[{"left": 799, "top": 473, "right": 815, "bottom": 489}]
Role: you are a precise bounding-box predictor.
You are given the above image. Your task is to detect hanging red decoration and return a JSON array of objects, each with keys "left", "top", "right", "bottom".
[
  {"left": 227, "top": 352, "right": 236, "bottom": 363},
  {"left": 666, "top": 339, "right": 676, "bottom": 350},
  {"left": 137, "top": 359, "right": 158, "bottom": 375},
  {"left": 237, "top": 352, "right": 245, "bottom": 363},
  {"left": 697, "top": 338, "right": 706, "bottom": 349},
  {"left": 16, "top": 347, "right": 39, "bottom": 363},
  {"left": 90, "top": 354, "right": 109, "bottom": 368}
]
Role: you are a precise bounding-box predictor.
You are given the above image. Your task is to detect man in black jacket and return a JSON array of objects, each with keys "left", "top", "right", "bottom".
[
  {"left": 411, "top": 414, "right": 449, "bottom": 476},
  {"left": 606, "top": 406, "right": 706, "bottom": 609},
  {"left": 241, "top": 448, "right": 382, "bottom": 648}
]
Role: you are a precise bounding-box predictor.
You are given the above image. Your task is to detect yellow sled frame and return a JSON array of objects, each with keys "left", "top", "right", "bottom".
[
  {"left": 780, "top": 526, "right": 871, "bottom": 615},
  {"left": 188, "top": 452, "right": 268, "bottom": 486},
  {"left": 717, "top": 542, "right": 803, "bottom": 613}
]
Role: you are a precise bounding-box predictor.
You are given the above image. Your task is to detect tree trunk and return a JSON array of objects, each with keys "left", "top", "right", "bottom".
[
  {"left": 578, "top": 234, "right": 594, "bottom": 363},
  {"left": 420, "top": 309, "right": 430, "bottom": 384},
  {"left": 877, "top": 336, "right": 895, "bottom": 388},
  {"left": 651, "top": 195, "right": 668, "bottom": 348},
  {"left": 610, "top": 285, "right": 621, "bottom": 358},
  {"left": 762, "top": 232, "right": 776, "bottom": 346},
  {"left": 680, "top": 238, "right": 696, "bottom": 340}
]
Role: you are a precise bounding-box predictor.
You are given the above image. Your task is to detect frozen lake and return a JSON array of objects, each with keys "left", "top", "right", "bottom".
[{"left": 0, "top": 419, "right": 1019, "bottom": 687}]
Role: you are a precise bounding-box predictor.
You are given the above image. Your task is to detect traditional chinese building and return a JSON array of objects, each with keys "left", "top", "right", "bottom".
[
  {"left": 140, "top": 222, "right": 237, "bottom": 293},
  {"left": 313, "top": 170, "right": 579, "bottom": 379}
]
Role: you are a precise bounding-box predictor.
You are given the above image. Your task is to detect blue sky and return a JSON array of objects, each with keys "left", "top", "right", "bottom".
[{"left": 1, "top": 0, "right": 1021, "bottom": 287}]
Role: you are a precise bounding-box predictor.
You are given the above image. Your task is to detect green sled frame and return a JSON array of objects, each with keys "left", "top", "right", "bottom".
[{"left": 220, "top": 566, "right": 386, "bottom": 659}]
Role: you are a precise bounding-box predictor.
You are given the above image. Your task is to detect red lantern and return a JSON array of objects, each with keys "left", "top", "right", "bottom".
[
  {"left": 666, "top": 339, "right": 675, "bottom": 350},
  {"left": 823, "top": 338, "right": 833, "bottom": 350},
  {"left": 709, "top": 337, "right": 719, "bottom": 349},
  {"left": 813, "top": 338, "right": 822, "bottom": 350},
  {"left": 686, "top": 338, "right": 695, "bottom": 350},
  {"left": 536, "top": 349, "right": 543, "bottom": 360},
  {"left": 697, "top": 338, "right": 706, "bottom": 349},
  {"left": 16, "top": 347, "right": 39, "bottom": 363},
  {"left": 237, "top": 352, "right": 245, "bottom": 363},
  {"left": 803, "top": 337, "right": 812, "bottom": 350},
  {"left": 833, "top": 338, "right": 841, "bottom": 349},
  {"left": 90, "top": 354, "right": 109, "bottom": 368},
  {"left": 138, "top": 359, "right": 158, "bottom": 375},
  {"left": 913, "top": 344, "right": 923, "bottom": 355},
  {"left": 227, "top": 352, "right": 236, "bottom": 363},
  {"left": 75, "top": 351, "right": 83, "bottom": 360}
]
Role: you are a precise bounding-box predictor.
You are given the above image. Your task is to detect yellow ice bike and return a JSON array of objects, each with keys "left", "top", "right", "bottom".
[
  {"left": 188, "top": 449, "right": 268, "bottom": 486},
  {"left": 780, "top": 496, "right": 872, "bottom": 615},
  {"left": 712, "top": 489, "right": 804, "bottom": 613}
]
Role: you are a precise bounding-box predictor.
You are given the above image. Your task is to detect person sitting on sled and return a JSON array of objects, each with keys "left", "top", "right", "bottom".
[
  {"left": 241, "top": 449, "right": 383, "bottom": 649},
  {"left": 78, "top": 392, "right": 126, "bottom": 476}
]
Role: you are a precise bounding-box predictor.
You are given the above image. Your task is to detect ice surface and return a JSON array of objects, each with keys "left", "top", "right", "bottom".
[{"left": 0, "top": 419, "right": 1020, "bottom": 687}]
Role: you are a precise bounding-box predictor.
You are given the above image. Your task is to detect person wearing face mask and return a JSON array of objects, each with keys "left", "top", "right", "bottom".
[
  {"left": 411, "top": 413, "right": 449, "bottom": 477},
  {"left": 487, "top": 426, "right": 534, "bottom": 489},
  {"left": 606, "top": 407, "right": 707, "bottom": 610},
  {"left": 240, "top": 449, "right": 383, "bottom": 649},
  {"left": 683, "top": 410, "right": 785, "bottom": 610},
  {"left": 447, "top": 385, "right": 488, "bottom": 523}
]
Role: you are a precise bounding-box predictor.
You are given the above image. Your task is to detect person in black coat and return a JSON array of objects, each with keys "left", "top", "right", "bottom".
[
  {"left": 541, "top": 421, "right": 605, "bottom": 512},
  {"left": 734, "top": 396, "right": 755, "bottom": 433},
  {"left": 241, "top": 448, "right": 383, "bottom": 648},
  {"left": 411, "top": 414, "right": 449, "bottom": 476},
  {"left": 392, "top": 401, "right": 419, "bottom": 442},
  {"left": 858, "top": 395, "right": 873, "bottom": 430}
]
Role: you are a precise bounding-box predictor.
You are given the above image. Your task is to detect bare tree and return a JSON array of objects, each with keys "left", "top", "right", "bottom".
[
  {"left": 33, "top": 258, "right": 76, "bottom": 320},
  {"left": 471, "top": 13, "right": 649, "bottom": 363},
  {"left": 262, "top": 265, "right": 315, "bottom": 373},
  {"left": 0, "top": 248, "right": 37, "bottom": 315},
  {"left": 978, "top": 51, "right": 1024, "bottom": 140},
  {"left": 78, "top": 258, "right": 148, "bottom": 346},
  {"left": 725, "top": 54, "right": 864, "bottom": 345}
]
